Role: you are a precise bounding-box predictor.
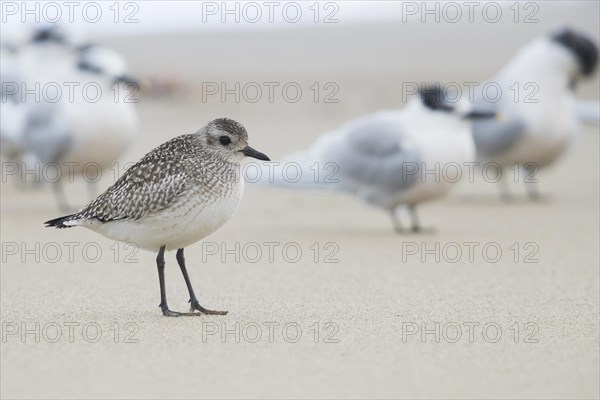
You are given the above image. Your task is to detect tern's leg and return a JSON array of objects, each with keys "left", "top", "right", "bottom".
[
  {"left": 525, "top": 181, "right": 541, "bottom": 201},
  {"left": 391, "top": 206, "right": 405, "bottom": 234},
  {"left": 13, "top": 161, "right": 26, "bottom": 190},
  {"left": 497, "top": 167, "right": 512, "bottom": 201},
  {"left": 523, "top": 165, "right": 541, "bottom": 201},
  {"left": 408, "top": 205, "right": 421, "bottom": 233},
  {"left": 52, "top": 181, "right": 72, "bottom": 213},
  {"left": 156, "top": 245, "right": 181, "bottom": 317},
  {"left": 176, "top": 248, "right": 228, "bottom": 315},
  {"left": 87, "top": 180, "right": 98, "bottom": 201}
]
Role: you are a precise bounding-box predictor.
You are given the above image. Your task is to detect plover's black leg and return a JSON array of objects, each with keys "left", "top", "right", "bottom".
[
  {"left": 156, "top": 245, "right": 180, "bottom": 317},
  {"left": 176, "top": 248, "right": 228, "bottom": 315}
]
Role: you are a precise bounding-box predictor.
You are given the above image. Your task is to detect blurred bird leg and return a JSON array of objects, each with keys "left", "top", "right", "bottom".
[
  {"left": 497, "top": 167, "right": 512, "bottom": 202},
  {"left": 391, "top": 206, "right": 405, "bottom": 234},
  {"left": 52, "top": 181, "right": 72, "bottom": 213},
  {"left": 408, "top": 205, "right": 421, "bottom": 233},
  {"left": 87, "top": 181, "right": 98, "bottom": 201},
  {"left": 523, "top": 166, "right": 541, "bottom": 201}
]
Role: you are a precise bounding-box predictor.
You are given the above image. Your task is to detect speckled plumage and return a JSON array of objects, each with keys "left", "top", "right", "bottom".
[
  {"left": 45, "top": 118, "right": 269, "bottom": 316},
  {"left": 75, "top": 133, "right": 239, "bottom": 223},
  {"left": 45, "top": 118, "right": 254, "bottom": 251}
]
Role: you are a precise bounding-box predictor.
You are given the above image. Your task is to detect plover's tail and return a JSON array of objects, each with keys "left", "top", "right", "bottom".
[{"left": 44, "top": 214, "right": 77, "bottom": 228}]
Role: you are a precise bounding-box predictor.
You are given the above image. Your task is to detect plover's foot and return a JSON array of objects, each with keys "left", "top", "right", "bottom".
[
  {"left": 159, "top": 305, "right": 183, "bottom": 317},
  {"left": 161, "top": 308, "right": 182, "bottom": 317},
  {"left": 161, "top": 304, "right": 209, "bottom": 317},
  {"left": 190, "top": 300, "right": 228, "bottom": 315}
]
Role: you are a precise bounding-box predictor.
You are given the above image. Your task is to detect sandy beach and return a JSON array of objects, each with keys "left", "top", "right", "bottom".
[{"left": 1, "top": 6, "right": 599, "bottom": 399}]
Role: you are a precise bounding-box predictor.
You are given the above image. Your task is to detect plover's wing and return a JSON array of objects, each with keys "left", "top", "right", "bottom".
[
  {"left": 331, "top": 117, "right": 422, "bottom": 194},
  {"left": 61, "top": 136, "right": 197, "bottom": 226},
  {"left": 470, "top": 97, "right": 526, "bottom": 158}
]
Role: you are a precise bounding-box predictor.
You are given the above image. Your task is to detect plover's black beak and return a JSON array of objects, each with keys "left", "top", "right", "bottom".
[{"left": 241, "top": 146, "right": 270, "bottom": 161}]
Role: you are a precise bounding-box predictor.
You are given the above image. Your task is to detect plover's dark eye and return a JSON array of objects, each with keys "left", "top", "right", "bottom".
[{"left": 219, "top": 136, "right": 231, "bottom": 146}]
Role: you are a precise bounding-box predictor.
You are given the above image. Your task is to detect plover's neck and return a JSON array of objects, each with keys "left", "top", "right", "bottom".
[{"left": 191, "top": 155, "right": 243, "bottom": 190}]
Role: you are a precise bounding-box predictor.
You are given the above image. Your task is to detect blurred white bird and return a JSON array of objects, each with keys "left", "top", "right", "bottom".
[
  {"left": 471, "top": 28, "right": 598, "bottom": 200},
  {"left": 255, "top": 87, "right": 497, "bottom": 232},
  {"left": 1, "top": 26, "right": 74, "bottom": 166},
  {"left": 1, "top": 43, "right": 26, "bottom": 160},
  {"left": 576, "top": 100, "right": 600, "bottom": 125},
  {"left": 0, "top": 25, "right": 140, "bottom": 211}
]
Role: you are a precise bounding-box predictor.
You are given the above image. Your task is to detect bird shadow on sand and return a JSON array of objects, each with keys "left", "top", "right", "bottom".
[
  {"left": 451, "top": 193, "right": 555, "bottom": 206},
  {"left": 285, "top": 222, "right": 438, "bottom": 239}
]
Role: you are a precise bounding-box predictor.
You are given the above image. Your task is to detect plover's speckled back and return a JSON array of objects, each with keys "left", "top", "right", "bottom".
[{"left": 45, "top": 118, "right": 270, "bottom": 317}]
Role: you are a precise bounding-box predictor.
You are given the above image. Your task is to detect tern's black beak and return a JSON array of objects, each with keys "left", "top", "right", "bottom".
[
  {"left": 241, "top": 146, "right": 270, "bottom": 161},
  {"left": 114, "top": 75, "right": 140, "bottom": 88},
  {"left": 463, "top": 111, "right": 499, "bottom": 120}
]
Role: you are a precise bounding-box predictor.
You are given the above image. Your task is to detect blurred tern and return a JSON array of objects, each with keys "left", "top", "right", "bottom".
[
  {"left": 256, "top": 87, "right": 497, "bottom": 232},
  {"left": 471, "top": 28, "right": 598, "bottom": 200},
  {"left": 1, "top": 25, "right": 140, "bottom": 211}
]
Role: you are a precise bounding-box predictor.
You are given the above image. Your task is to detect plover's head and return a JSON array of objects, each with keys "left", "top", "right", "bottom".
[{"left": 202, "top": 118, "right": 270, "bottom": 162}]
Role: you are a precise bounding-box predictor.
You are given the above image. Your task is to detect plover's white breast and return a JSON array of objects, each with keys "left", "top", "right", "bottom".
[{"left": 91, "top": 179, "right": 244, "bottom": 251}]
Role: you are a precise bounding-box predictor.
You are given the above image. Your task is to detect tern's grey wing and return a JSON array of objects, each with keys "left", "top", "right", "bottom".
[
  {"left": 471, "top": 97, "right": 527, "bottom": 158},
  {"left": 335, "top": 118, "right": 421, "bottom": 195},
  {"left": 75, "top": 136, "right": 196, "bottom": 222}
]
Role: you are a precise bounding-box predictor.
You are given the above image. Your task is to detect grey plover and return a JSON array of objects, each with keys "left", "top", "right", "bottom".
[
  {"left": 256, "top": 86, "right": 496, "bottom": 232},
  {"left": 45, "top": 118, "right": 270, "bottom": 316},
  {"left": 471, "top": 27, "right": 598, "bottom": 200}
]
